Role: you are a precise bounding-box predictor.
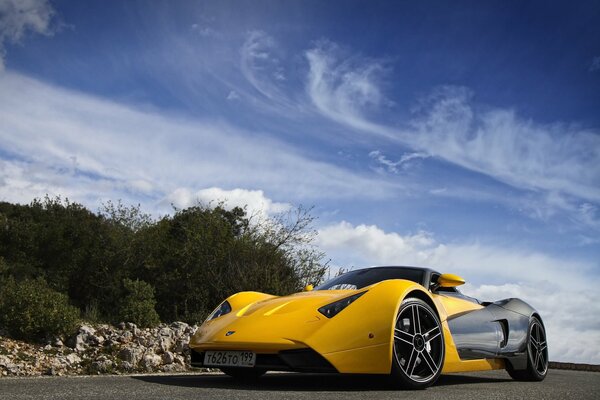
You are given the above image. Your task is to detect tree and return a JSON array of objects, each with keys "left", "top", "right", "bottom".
[
  {"left": 117, "top": 278, "right": 160, "bottom": 327},
  {"left": 0, "top": 197, "right": 328, "bottom": 328}
]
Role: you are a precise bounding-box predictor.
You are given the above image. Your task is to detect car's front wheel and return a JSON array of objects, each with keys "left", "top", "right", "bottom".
[
  {"left": 391, "top": 297, "right": 445, "bottom": 389},
  {"left": 506, "top": 316, "right": 548, "bottom": 381}
]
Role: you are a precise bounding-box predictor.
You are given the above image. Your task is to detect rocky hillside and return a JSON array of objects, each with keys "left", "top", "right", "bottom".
[{"left": 0, "top": 322, "right": 199, "bottom": 376}]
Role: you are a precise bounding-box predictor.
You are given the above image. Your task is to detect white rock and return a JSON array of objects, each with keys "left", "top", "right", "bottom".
[
  {"left": 67, "top": 335, "right": 87, "bottom": 352},
  {"left": 120, "top": 361, "right": 133, "bottom": 371},
  {"left": 159, "top": 337, "right": 173, "bottom": 353},
  {"left": 170, "top": 322, "right": 188, "bottom": 333},
  {"left": 66, "top": 353, "right": 81, "bottom": 365},
  {"left": 141, "top": 353, "right": 161, "bottom": 370},
  {"left": 161, "top": 351, "right": 175, "bottom": 365},
  {"left": 118, "top": 347, "right": 143, "bottom": 365},
  {"left": 173, "top": 339, "right": 187, "bottom": 353},
  {"left": 119, "top": 331, "right": 133, "bottom": 343},
  {"left": 161, "top": 363, "right": 185, "bottom": 373},
  {"left": 159, "top": 327, "right": 172, "bottom": 337},
  {"left": 79, "top": 325, "right": 96, "bottom": 336},
  {"left": 91, "top": 359, "right": 113, "bottom": 373}
]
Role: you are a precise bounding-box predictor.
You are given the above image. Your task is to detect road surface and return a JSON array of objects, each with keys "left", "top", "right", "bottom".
[{"left": 1, "top": 369, "right": 598, "bottom": 399}]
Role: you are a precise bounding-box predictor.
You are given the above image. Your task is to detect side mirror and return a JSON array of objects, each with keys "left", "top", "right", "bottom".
[
  {"left": 437, "top": 273, "right": 465, "bottom": 288},
  {"left": 303, "top": 284, "right": 314, "bottom": 292}
]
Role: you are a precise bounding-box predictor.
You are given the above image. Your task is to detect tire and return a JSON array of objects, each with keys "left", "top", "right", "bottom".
[
  {"left": 220, "top": 367, "right": 266, "bottom": 381},
  {"left": 391, "top": 297, "right": 445, "bottom": 389},
  {"left": 506, "top": 316, "right": 548, "bottom": 381}
]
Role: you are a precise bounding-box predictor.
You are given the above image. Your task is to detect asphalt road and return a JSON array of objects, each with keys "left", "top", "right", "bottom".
[{"left": 1, "top": 370, "right": 598, "bottom": 400}]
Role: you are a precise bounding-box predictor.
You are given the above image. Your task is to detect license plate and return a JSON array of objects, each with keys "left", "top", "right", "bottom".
[{"left": 203, "top": 351, "right": 256, "bottom": 367}]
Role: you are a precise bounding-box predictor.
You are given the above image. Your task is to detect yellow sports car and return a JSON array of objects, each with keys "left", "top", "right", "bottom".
[{"left": 189, "top": 266, "right": 548, "bottom": 389}]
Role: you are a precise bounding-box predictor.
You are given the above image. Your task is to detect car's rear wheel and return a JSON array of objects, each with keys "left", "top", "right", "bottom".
[
  {"left": 506, "top": 316, "right": 548, "bottom": 381},
  {"left": 220, "top": 367, "right": 266, "bottom": 381},
  {"left": 391, "top": 297, "right": 445, "bottom": 389}
]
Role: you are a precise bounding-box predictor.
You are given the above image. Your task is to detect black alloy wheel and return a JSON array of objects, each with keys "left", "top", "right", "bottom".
[
  {"left": 507, "top": 316, "right": 548, "bottom": 381},
  {"left": 391, "top": 297, "right": 445, "bottom": 389}
]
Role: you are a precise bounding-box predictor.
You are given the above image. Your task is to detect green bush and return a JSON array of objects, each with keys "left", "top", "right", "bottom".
[
  {"left": 117, "top": 278, "right": 160, "bottom": 328},
  {"left": 0, "top": 277, "right": 80, "bottom": 341}
]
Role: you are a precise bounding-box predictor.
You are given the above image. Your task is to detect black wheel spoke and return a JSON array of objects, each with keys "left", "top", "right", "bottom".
[
  {"left": 395, "top": 327, "right": 414, "bottom": 340},
  {"left": 394, "top": 329, "right": 414, "bottom": 346},
  {"left": 424, "top": 325, "right": 440, "bottom": 337},
  {"left": 404, "top": 348, "right": 417, "bottom": 376},
  {"left": 426, "top": 331, "right": 441, "bottom": 343},
  {"left": 421, "top": 349, "right": 437, "bottom": 374},
  {"left": 412, "top": 305, "right": 421, "bottom": 334}
]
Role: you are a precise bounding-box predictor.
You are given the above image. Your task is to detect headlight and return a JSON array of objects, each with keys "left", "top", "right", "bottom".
[
  {"left": 206, "top": 300, "right": 232, "bottom": 321},
  {"left": 318, "top": 292, "right": 366, "bottom": 318}
]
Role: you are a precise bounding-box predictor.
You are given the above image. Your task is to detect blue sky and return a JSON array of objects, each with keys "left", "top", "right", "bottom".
[{"left": 0, "top": 0, "right": 599, "bottom": 363}]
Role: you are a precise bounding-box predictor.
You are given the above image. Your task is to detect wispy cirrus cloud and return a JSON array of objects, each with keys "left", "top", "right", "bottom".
[
  {"left": 410, "top": 86, "right": 600, "bottom": 203},
  {"left": 0, "top": 71, "right": 396, "bottom": 211},
  {"left": 240, "top": 30, "right": 289, "bottom": 103},
  {"left": 369, "top": 150, "right": 429, "bottom": 174},
  {"left": 0, "top": 0, "right": 57, "bottom": 69},
  {"left": 305, "top": 43, "right": 600, "bottom": 218},
  {"left": 305, "top": 41, "right": 394, "bottom": 139}
]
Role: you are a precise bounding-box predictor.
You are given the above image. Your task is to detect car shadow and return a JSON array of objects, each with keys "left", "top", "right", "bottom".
[{"left": 133, "top": 371, "right": 513, "bottom": 392}]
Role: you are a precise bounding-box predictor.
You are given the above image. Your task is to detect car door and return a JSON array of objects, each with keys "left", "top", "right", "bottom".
[{"left": 436, "top": 293, "right": 502, "bottom": 360}]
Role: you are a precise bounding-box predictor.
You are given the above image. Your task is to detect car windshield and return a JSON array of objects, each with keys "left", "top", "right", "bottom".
[{"left": 315, "top": 267, "right": 425, "bottom": 291}]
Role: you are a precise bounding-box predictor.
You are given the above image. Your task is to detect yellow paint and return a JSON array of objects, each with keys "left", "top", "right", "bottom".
[
  {"left": 437, "top": 273, "right": 466, "bottom": 287},
  {"left": 189, "top": 275, "right": 507, "bottom": 375},
  {"left": 264, "top": 301, "right": 292, "bottom": 316},
  {"left": 434, "top": 294, "right": 483, "bottom": 319}
]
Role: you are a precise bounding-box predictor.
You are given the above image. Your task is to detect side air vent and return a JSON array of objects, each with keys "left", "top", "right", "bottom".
[{"left": 497, "top": 319, "right": 509, "bottom": 348}]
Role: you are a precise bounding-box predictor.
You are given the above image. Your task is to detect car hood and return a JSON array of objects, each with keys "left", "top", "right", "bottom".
[{"left": 236, "top": 289, "right": 359, "bottom": 317}]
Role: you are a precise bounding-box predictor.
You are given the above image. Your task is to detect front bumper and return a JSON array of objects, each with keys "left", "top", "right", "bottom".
[{"left": 190, "top": 348, "right": 337, "bottom": 372}]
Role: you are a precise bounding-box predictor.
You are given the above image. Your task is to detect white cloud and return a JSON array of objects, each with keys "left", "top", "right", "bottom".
[
  {"left": 0, "top": 71, "right": 394, "bottom": 211},
  {"left": 191, "top": 24, "right": 217, "bottom": 38},
  {"left": 410, "top": 87, "right": 600, "bottom": 203},
  {"left": 240, "top": 30, "right": 288, "bottom": 103},
  {"left": 369, "top": 150, "right": 429, "bottom": 173},
  {"left": 306, "top": 41, "right": 395, "bottom": 139},
  {"left": 226, "top": 90, "right": 240, "bottom": 101},
  {"left": 317, "top": 221, "right": 594, "bottom": 287},
  {"left": 317, "top": 221, "right": 436, "bottom": 267},
  {"left": 164, "top": 187, "right": 291, "bottom": 217},
  {"left": 305, "top": 44, "right": 600, "bottom": 211},
  {"left": 316, "top": 221, "right": 600, "bottom": 363},
  {"left": 0, "top": 0, "right": 56, "bottom": 69},
  {"left": 0, "top": 157, "right": 154, "bottom": 207}
]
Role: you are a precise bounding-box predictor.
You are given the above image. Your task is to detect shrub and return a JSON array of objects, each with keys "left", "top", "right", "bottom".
[
  {"left": 117, "top": 279, "right": 160, "bottom": 328},
  {"left": 0, "top": 277, "right": 80, "bottom": 341}
]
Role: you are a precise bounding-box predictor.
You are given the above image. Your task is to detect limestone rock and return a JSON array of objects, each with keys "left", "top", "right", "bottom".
[
  {"left": 141, "top": 353, "right": 162, "bottom": 371},
  {"left": 118, "top": 347, "right": 143, "bottom": 365},
  {"left": 161, "top": 351, "right": 175, "bottom": 365}
]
